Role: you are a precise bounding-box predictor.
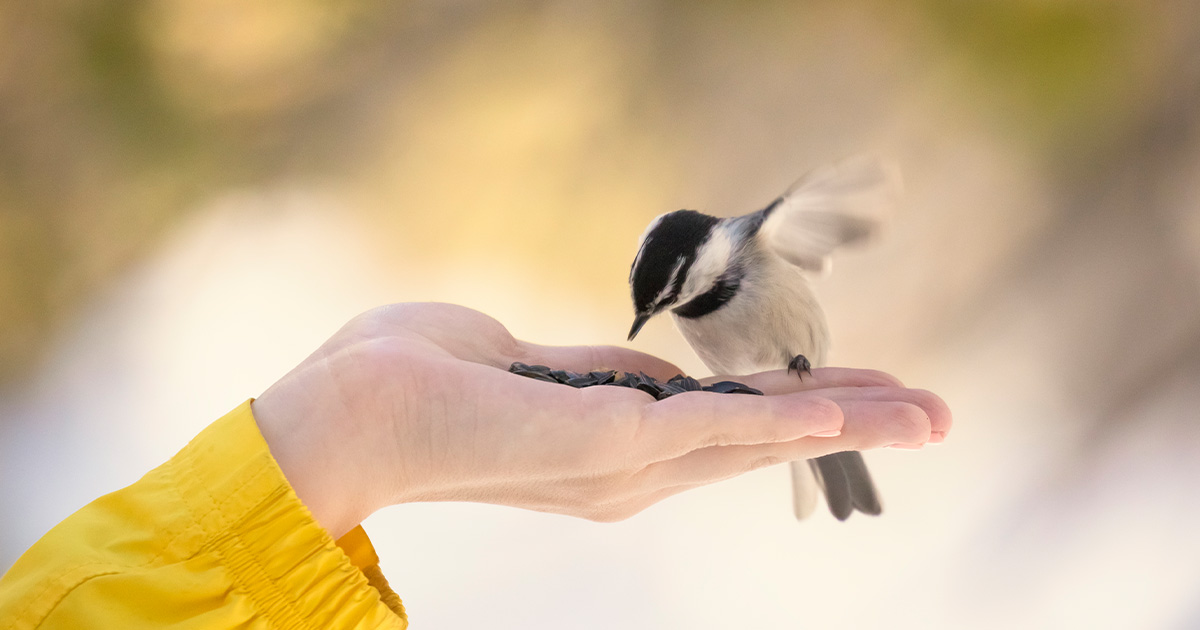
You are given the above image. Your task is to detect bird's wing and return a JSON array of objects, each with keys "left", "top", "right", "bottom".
[{"left": 758, "top": 156, "right": 902, "bottom": 275}]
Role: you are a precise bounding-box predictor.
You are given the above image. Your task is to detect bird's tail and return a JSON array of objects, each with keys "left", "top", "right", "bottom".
[{"left": 790, "top": 452, "right": 882, "bottom": 521}]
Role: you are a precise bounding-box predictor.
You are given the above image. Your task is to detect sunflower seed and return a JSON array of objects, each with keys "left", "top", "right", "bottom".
[
  {"left": 703, "top": 381, "right": 764, "bottom": 396},
  {"left": 635, "top": 382, "right": 662, "bottom": 397},
  {"left": 511, "top": 362, "right": 552, "bottom": 375},
  {"left": 658, "top": 382, "right": 687, "bottom": 397},
  {"left": 509, "top": 362, "right": 760, "bottom": 398},
  {"left": 589, "top": 370, "right": 617, "bottom": 385},
  {"left": 667, "top": 375, "right": 703, "bottom": 391},
  {"left": 519, "top": 371, "right": 562, "bottom": 383},
  {"left": 566, "top": 375, "right": 597, "bottom": 387}
]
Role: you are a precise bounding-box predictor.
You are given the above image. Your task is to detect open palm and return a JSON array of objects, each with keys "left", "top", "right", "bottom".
[{"left": 252, "top": 303, "right": 951, "bottom": 538}]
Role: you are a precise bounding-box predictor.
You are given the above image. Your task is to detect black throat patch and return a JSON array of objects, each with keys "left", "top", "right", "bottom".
[{"left": 672, "top": 270, "right": 742, "bottom": 319}]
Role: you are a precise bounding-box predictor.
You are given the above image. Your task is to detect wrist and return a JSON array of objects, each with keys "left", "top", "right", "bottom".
[{"left": 251, "top": 384, "right": 376, "bottom": 539}]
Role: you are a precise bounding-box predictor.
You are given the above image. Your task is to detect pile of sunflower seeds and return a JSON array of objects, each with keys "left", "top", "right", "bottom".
[{"left": 508, "top": 362, "right": 763, "bottom": 401}]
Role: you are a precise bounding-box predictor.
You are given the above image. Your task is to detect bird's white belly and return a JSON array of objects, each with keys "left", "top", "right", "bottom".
[{"left": 671, "top": 267, "right": 829, "bottom": 376}]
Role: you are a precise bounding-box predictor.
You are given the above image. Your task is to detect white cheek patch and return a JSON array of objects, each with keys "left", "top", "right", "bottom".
[
  {"left": 680, "top": 227, "right": 733, "bottom": 301},
  {"left": 653, "top": 256, "right": 686, "bottom": 307}
]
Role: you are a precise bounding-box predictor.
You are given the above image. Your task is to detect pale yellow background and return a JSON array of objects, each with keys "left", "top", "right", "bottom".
[{"left": 3, "top": 2, "right": 1199, "bottom": 628}]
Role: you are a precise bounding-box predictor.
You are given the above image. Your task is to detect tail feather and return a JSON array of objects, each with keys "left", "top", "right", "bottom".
[
  {"left": 812, "top": 455, "right": 854, "bottom": 521},
  {"left": 791, "top": 452, "right": 882, "bottom": 521},
  {"left": 840, "top": 451, "right": 883, "bottom": 515},
  {"left": 789, "top": 460, "right": 820, "bottom": 519}
]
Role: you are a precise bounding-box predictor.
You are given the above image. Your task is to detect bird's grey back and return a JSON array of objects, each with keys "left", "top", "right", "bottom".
[{"left": 671, "top": 221, "right": 830, "bottom": 375}]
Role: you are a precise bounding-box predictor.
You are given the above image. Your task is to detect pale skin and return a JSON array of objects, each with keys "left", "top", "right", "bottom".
[{"left": 252, "top": 303, "right": 952, "bottom": 539}]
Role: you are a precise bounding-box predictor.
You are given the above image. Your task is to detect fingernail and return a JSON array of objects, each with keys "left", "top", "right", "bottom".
[
  {"left": 928, "top": 431, "right": 946, "bottom": 444},
  {"left": 811, "top": 430, "right": 841, "bottom": 437},
  {"left": 887, "top": 443, "right": 924, "bottom": 450}
]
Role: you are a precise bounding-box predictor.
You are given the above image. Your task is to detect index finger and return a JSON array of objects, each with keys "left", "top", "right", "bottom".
[
  {"left": 612, "top": 389, "right": 846, "bottom": 466},
  {"left": 702, "top": 367, "right": 905, "bottom": 394}
]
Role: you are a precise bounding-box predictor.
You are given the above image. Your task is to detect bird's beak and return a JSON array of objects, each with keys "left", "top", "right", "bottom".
[{"left": 628, "top": 313, "right": 651, "bottom": 341}]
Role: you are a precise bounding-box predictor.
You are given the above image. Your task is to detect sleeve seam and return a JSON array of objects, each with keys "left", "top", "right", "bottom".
[
  {"left": 160, "top": 448, "right": 274, "bottom": 562},
  {"left": 4, "top": 564, "right": 124, "bottom": 630}
]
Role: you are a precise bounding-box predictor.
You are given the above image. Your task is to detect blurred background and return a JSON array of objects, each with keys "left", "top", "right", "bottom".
[{"left": 2, "top": 0, "right": 1199, "bottom": 627}]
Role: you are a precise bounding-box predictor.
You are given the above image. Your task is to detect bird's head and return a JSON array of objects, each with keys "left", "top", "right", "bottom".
[{"left": 627, "top": 209, "right": 735, "bottom": 340}]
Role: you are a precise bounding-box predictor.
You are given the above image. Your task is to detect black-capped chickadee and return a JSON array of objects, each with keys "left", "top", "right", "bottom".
[{"left": 627, "top": 156, "right": 901, "bottom": 520}]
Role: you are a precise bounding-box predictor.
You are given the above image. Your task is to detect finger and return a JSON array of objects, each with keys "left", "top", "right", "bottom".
[
  {"left": 701, "top": 367, "right": 904, "bottom": 394},
  {"left": 819, "top": 399, "right": 934, "bottom": 450},
  {"left": 517, "top": 342, "right": 683, "bottom": 380},
  {"left": 627, "top": 392, "right": 844, "bottom": 465},
  {"left": 635, "top": 400, "right": 932, "bottom": 487},
  {"left": 817, "top": 387, "right": 952, "bottom": 441}
]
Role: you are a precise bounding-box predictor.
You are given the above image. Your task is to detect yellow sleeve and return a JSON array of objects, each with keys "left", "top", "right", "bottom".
[{"left": 0, "top": 400, "right": 408, "bottom": 630}]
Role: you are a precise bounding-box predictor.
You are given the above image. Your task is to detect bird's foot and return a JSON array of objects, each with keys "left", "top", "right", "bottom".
[{"left": 787, "top": 354, "right": 813, "bottom": 379}]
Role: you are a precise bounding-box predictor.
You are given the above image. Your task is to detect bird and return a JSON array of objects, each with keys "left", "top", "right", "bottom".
[{"left": 626, "top": 156, "right": 901, "bottom": 520}]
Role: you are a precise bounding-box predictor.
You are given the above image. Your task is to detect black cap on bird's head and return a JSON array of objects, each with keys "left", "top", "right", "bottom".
[{"left": 627, "top": 210, "right": 722, "bottom": 340}]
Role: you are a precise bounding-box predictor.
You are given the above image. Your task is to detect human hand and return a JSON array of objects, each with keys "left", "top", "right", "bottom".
[{"left": 252, "top": 303, "right": 951, "bottom": 538}]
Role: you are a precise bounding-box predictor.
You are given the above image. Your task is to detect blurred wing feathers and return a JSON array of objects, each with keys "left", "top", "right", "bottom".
[{"left": 760, "top": 156, "right": 902, "bottom": 274}]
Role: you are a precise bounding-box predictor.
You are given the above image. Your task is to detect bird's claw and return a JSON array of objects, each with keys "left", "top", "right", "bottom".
[{"left": 787, "top": 354, "right": 813, "bottom": 379}]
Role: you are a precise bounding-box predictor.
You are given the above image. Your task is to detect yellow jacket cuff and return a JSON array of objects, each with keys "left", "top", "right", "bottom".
[{"left": 0, "top": 400, "right": 408, "bottom": 629}]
